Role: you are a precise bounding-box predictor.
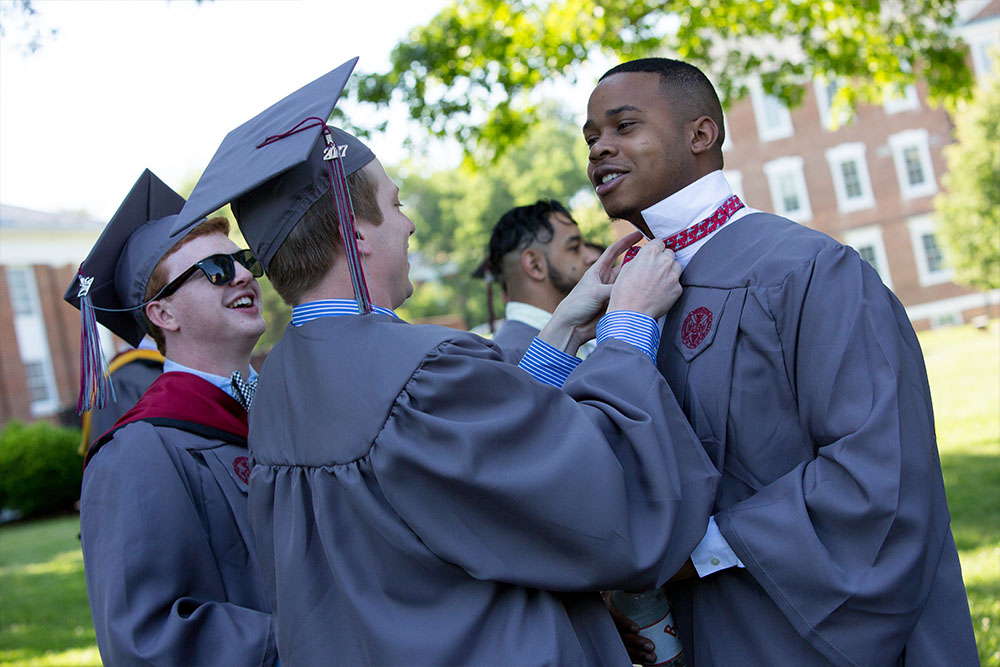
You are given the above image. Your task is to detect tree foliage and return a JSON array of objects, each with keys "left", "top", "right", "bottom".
[
  {"left": 354, "top": 0, "right": 973, "bottom": 159},
  {"left": 935, "top": 75, "right": 1000, "bottom": 292},
  {"left": 394, "top": 107, "right": 607, "bottom": 328}
]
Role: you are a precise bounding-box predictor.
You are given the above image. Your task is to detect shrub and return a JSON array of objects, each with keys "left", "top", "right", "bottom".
[{"left": 0, "top": 420, "right": 83, "bottom": 518}]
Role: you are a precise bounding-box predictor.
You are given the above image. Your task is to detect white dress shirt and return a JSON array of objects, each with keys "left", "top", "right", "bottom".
[
  {"left": 640, "top": 169, "right": 759, "bottom": 270},
  {"left": 162, "top": 358, "right": 257, "bottom": 401},
  {"left": 642, "top": 169, "right": 750, "bottom": 577},
  {"left": 505, "top": 301, "right": 597, "bottom": 359}
]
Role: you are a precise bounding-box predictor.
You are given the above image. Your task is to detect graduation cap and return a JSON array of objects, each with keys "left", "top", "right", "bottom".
[
  {"left": 63, "top": 169, "right": 190, "bottom": 412},
  {"left": 171, "top": 56, "right": 376, "bottom": 313}
]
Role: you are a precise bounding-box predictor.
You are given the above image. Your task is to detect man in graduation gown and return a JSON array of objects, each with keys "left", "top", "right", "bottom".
[
  {"left": 584, "top": 58, "right": 979, "bottom": 666},
  {"left": 170, "top": 58, "right": 721, "bottom": 666},
  {"left": 485, "top": 199, "right": 600, "bottom": 362},
  {"left": 65, "top": 171, "right": 276, "bottom": 666}
]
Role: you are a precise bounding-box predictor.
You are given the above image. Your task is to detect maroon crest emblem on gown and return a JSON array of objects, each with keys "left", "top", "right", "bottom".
[
  {"left": 233, "top": 456, "right": 251, "bottom": 484},
  {"left": 681, "top": 307, "right": 713, "bottom": 349}
]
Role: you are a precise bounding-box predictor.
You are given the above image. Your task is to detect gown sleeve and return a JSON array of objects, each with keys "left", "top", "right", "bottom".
[
  {"left": 371, "top": 336, "right": 720, "bottom": 593},
  {"left": 80, "top": 423, "right": 277, "bottom": 667},
  {"left": 715, "top": 244, "right": 956, "bottom": 666}
]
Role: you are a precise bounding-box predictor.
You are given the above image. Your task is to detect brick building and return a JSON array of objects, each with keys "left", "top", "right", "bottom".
[
  {"left": 0, "top": 204, "right": 106, "bottom": 426},
  {"left": 715, "top": 3, "right": 999, "bottom": 330}
]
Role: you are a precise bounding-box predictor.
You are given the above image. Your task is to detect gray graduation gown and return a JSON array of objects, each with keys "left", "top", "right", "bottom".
[
  {"left": 659, "top": 213, "right": 978, "bottom": 666},
  {"left": 81, "top": 420, "right": 277, "bottom": 666},
  {"left": 248, "top": 314, "right": 720, "bottom": 666},
  {"left": 491, "top": 318, "right": 541, "bottom": 364}
]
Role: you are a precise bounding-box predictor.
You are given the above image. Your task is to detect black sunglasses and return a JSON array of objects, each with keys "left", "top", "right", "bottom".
[{"left": 155, "top": 249, "right": 263, "bottom": 300}]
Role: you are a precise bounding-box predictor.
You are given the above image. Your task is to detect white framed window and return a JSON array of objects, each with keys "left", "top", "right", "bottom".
[
  {"left": 723, "top": 170, "right": 744, "bottom": 201},
  {"left": 6, "top": 266, "right": 37, "bottom": 316},
  {"left": 763, "top": 156, "right": 812, "bottom": 222},
  {"left": 825, "top": 142, "right": 875, "bottom": 213},
  {"left": 883, "top": 83, "right": 920, "bottom": 114},
  {"left": 6, "top": 266, "right": 59, "bottom": 416},
  {"left": 929, "top": 312, "right": 963, "bottom": 328},
  {"left": 969, "top": 40, "right": 996, "bottom": 79},
  {"left": 888, "top": 129, "right": 937, "bottom": 200},
  {"left": 24, "top": 361, "right": 52, "bottom": 403},
  {"left": 814, "top": 77, "right": 852, "bottom": 130},
  {"left": 748, "top": 77, "right": 794, "bottom": 142},
  {"left": 907, "top": 215, "right": 952, "bottom": 286},
  {"left": 883, "top": 61, "right": 920, "bottom": 113},
  {"left": 843, "top": 224, "right": 893, "bottom": 289},
  {"left": 960, "top": 20, "right": 999, "bottom": 79}
]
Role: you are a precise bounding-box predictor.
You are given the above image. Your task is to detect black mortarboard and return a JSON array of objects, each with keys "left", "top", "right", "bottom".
[
  {"left": 63, "top": 169, "right": 193, "bottom": 411},
  {"left": 65, "top": 169, "right": 186, "bottom": 344},
  {"left": 171, "top": 57, "right": 375, "bottom": 305}
]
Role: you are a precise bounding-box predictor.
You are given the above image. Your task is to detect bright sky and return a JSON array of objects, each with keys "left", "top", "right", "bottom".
[{"left": 0, "top": 0, "right": 451, "bottom": 220}]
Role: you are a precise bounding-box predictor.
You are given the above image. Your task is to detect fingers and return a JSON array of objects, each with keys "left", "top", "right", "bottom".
[
  {"left": 588, "top": 231, "right": 645, "bottom": 283},
  {"left": 601, "top": 230, "right": 645, "bottom": 264},
  {"left": 607, "top": 243, "right": 683, "bottom": 319}
]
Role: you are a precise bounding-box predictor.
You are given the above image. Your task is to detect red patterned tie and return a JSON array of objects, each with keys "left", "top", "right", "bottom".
[{"left": 622, "top": 195, "right": 744, "bottom": 264}]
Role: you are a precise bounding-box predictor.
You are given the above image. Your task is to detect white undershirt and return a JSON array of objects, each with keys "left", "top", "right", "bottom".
[
  {"left": 504, "top": 302, "right": 596, "bottom": 359},
  {"left": 640, "top": 169, "right": 759, "bottom": 270},
  {"left": 641, "top": 169, "right": 748, "bottom": 577}
]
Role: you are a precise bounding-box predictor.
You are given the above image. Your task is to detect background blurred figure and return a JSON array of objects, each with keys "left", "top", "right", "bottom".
[{"left": 485, "top": 199, "right": 599, "bottom": 362}]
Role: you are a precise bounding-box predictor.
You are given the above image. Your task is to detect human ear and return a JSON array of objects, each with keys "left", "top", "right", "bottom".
[
  {"left": 690, "top": 116, "right": 720, "bottom": 155},
  {"left": 353, "top": 224, "right": 374, "bottom": 256},
  {"left": 520, "top": 248, "right": 546, "bottom": 282},
  {"left": 146, "top": 300, "right": 180, "bottom": 333}
]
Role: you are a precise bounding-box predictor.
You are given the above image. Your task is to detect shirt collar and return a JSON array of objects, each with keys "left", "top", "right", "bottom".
[
  {"left": 640, "top": 170, "right": 758, "bottom": 269},
  {"left": 162, "top": 358, "right": 257, "bottom": 399},
  {"left": 291, "top": 298, "right": 399, "bottom": 327},
  {"left": 504, "top": 301, "right": 553, "bottom": 332}
]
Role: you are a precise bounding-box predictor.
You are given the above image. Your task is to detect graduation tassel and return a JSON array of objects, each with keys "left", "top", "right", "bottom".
[
  {"left": 256, "top": 117, "right": 373, "bottom": 314},
  {"left": 324, "top": 131, "right": 372, "bottom": 315},
  {"left": 75, "top": 272, "right": 116, "bottom": 414}
]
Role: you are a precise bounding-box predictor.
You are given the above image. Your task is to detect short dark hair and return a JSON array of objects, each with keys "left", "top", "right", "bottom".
[
  {"left": 487, "top": 200, "right": 573, "bottom": 289},
  {"left": 267, "top": 166, "right": 383, "bottom": 306},
  {"left": 600, "top": 58, "right": 726, "bottom": 150}
]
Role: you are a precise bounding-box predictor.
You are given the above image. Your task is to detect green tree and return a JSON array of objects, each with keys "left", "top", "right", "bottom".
[
  {"left": 935, "top": 75, "right": 1000, "bottom": 292},
  {"left": 354, "top": 0, "right": 973, "bottom": 159},
  {"left": 394, "top": 107, "right": 604, "bottom": 328}
]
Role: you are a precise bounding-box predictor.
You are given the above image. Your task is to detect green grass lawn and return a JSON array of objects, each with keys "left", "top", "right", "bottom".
[
  {"left": 0, "top": 516, "right": 100, "bottom": 666},
  {"left": 923, "top": 320, "right": 1000, "bottom": 666},
  {"left": 1, "top": 321, "right": 998, "bottom": 666}
]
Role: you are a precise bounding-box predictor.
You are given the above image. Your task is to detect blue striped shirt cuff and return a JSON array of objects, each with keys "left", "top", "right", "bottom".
[
  {"left": 518, "top": 338, "right": 582, "bottom": 388},
  {"left": 597, "top": 311, "right": 660, "bottom": 363}
]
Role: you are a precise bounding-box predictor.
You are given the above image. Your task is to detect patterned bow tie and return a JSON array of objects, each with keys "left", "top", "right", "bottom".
[
  {"left": 230, "top": 370, "right": 258, "bottom": 411},
  {"left": 622, "top": 195, "right": 745, "bottom": 264}
]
